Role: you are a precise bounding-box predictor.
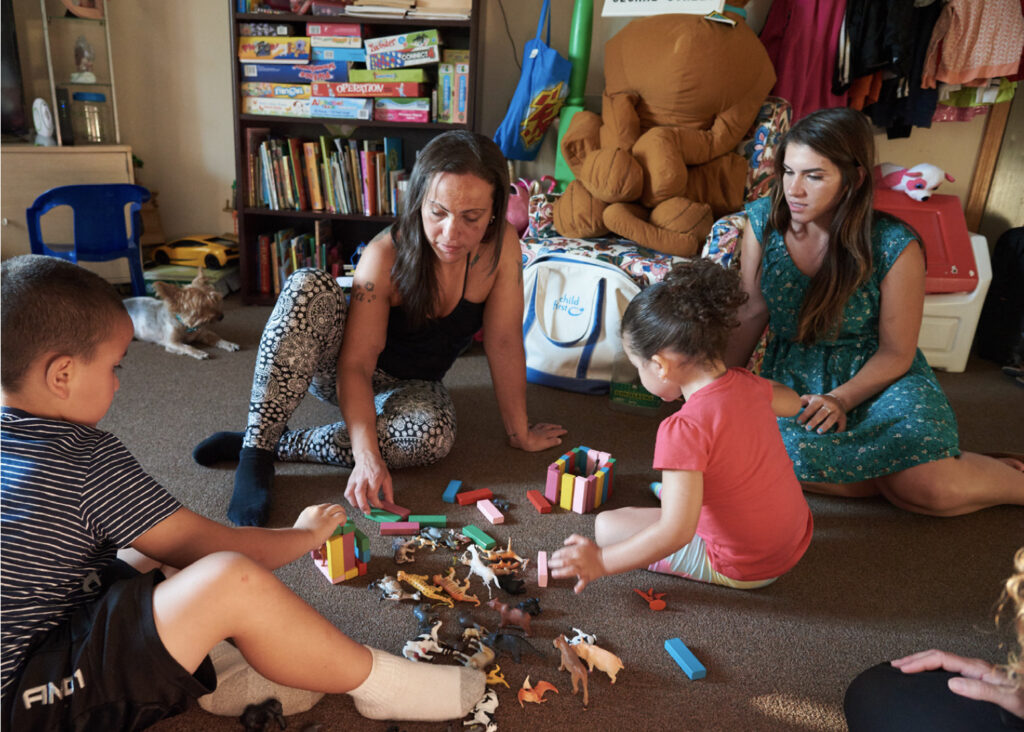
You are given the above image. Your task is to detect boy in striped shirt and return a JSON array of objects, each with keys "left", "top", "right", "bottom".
[{"left": 1, "top": 255, "right": 484, "bottom": 731}]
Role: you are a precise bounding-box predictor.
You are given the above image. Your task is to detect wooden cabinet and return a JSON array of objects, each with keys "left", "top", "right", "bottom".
[
  {"left": 0, "top": 144, "right": 135, "bottom": 282},
  {"left": 228, "top": 1, "right": 481, "bottom": 304}
]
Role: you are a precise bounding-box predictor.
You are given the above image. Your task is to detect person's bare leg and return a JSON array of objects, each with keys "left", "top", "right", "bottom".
[
  {"left": 877, "top": 453, "right": 1024, "bottom": 517},
  {"left": 595, "top": 507, "right": 661, "bottom": 546},
  {"left": 151, "top": 551, "right": 484, "bottom": 721}
]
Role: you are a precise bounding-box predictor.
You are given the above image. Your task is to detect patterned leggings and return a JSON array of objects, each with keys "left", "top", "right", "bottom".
[{"left": 244, "top": 268, "right": 456, "bottom": 469}]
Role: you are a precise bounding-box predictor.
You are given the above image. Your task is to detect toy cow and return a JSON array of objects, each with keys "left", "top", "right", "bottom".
[{"left": 874, "top": 162, "right": 955, "bottom": 202}]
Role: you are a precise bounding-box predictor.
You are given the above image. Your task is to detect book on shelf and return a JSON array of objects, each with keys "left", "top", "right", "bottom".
[
  {"left": 311, "top": 0, "right": 353, "bottom": 15},
  {"left": 359, "top": 143, "right": 378, "bottom": 217},
  {"left": 319, "top": 136, "right": 337, "bottom": 214},
  {"left": 286, "top": 138, "right": 310, "bottom": 211},
  {"left": 258, "top": 234, "right": 273, "bottom": 294},
  {"left": 302, "top": 141, "right": 325, "bottom": 210},
  {"left": 245, "top": 127, "right": 270, "bottom": 208}
]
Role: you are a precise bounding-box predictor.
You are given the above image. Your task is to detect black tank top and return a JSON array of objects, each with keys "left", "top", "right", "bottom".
[{"left": 376, "top": 255, "right": 485, "bottom": 381}]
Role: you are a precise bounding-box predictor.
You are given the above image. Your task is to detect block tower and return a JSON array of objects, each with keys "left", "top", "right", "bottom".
[
  {"left": 311, "top": 520, "right": 370, "bottom": 584},
  {"left": 545, "top": 445, "right": 616, "bottom": 514}
]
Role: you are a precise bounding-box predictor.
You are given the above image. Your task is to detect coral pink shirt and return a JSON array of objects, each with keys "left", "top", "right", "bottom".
[{"left": 653, "top": 368, "right": 813, "bottom": 581}]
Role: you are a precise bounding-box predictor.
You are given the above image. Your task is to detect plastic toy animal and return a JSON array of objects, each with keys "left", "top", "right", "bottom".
[
  {"left": 572, "top": 641, "right": 625, "bottom": 684},
  {"left": 433, "top": 566, "right": 480, "bottom": 606},
  {"left": 486, "top": 664, "right": 510, "bottom": 688},
  {"left": 461, "top": 631, "right": 495, "bottom": 671},
  {"left": 239, "top": 697, "right": 285, "bottom": 732},
  {"left": 496, "top": 574, "right": 526, "bottom": 595},
  {"left": 486, "top": 598, "right": 532, "bottom": 636},
  {"left": 412, "top": 602, "right": 440, "bottom": 633},
  {"left": 392, "top": 537, "right": 418, "bottom": 564},
  {"left": 397, "top": 570, "right": 454, "bottom": 608},
  {"left": 554, "top": 634, "right": 589, "bottom": 707},
  {"left": 874, "top": 162, "right": 955, "bottom": 202},
  {"left": 463, "top": 688, "right": 499, "bottom": 732},
  {"left": 517, "top": 675, "right": 558, "bottom": 707},
  {"left": 517, "top": 597, "right": 542, "bottom": 616},
  {"left": 484, "top": 631, "right": 542, "bottom": 663},
  {"left": 402, "top": 619, "right": 465, "bottom": 663},
  {"left": 459, "top": 545, "right": 501, "bottom": 598},
  {"left": 369, "top": 575, "right": 421, "bottom": 603},
  {"left": 634, "top": 587, "right": 667, "bottom": 611},
  {"left": 568, "top": 627, "right": 597, "bottom": 646}
]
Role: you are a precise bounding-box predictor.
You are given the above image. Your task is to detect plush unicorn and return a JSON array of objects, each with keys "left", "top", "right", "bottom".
[{"left": 874, "top": 162, "right": 955, "bottom": 202}]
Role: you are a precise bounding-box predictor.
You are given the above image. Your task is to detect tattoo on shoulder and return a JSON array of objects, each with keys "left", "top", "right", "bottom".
[
  {"left": 470, "top": 252, "right": 481, "bottom": 267},
  {"left": 352, "top": 281, "right": 377, "bottom": 303}
]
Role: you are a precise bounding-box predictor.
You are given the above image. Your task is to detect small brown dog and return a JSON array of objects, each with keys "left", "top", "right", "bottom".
[{"left": 123, "top": 269, "right": 239, "bottom": 359}]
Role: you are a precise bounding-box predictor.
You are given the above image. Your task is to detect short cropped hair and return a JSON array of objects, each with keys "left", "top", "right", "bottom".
[
  {"left": 1, "top": 255, "right": 127, "bottom": 392},
  {"left": 621, "top": 258, "right": 748, "bottom": 366}
]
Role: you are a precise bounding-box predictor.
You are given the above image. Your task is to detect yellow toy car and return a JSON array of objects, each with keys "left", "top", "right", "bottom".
[{"left": 152, "top": 235, "right": 240, "bottom": 269}]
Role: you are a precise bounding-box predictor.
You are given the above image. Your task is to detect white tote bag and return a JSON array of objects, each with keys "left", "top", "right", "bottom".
[{"left": 522, "top": 253, "right": 641, "bottom": 394}]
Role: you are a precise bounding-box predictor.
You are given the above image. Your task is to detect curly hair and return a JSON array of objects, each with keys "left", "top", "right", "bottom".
[
  {"left": 998, "top": 547, "right": 1024, "bottom": 685},
  {"left": 1, "top": 255, "right": 127, "bottom": 393},
  {"left": 621, "top": 258, "right": 748, "bottom": 366}
]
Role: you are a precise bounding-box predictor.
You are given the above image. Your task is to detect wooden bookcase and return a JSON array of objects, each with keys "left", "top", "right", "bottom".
[{"left": 227, "top": 1, "right": 481, "bottom": 304}]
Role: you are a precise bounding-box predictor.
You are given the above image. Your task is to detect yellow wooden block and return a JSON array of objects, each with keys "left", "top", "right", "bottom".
[
  {"left": 594, "top": 470, "right": 605, "bottom": 508},
  {"left": 560, "top": 472, "right": 575, "bottom": 509},
  {"left": 344, "top": 565, "right": 360, "bottom": 580},
  {"left": 325, "top": 534, "right": 347, "bottom": 581}
]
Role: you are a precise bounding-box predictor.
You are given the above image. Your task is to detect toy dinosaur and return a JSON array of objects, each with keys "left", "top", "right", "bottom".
[
  {"left": 433, "top": 566, "right": 481, "bottom": 606},
  {"left": 397, "top": 570, "right": 454, "bottom": 608},
  {"left": 517, "top": 675, "right": 558, "bottom": 707}
]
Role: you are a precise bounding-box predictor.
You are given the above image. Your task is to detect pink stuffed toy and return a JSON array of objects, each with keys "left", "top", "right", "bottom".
[
  {"left": 505, "top": 176, "right": 556, "bottom": 237},
  {"left": 874, "top": 162, "right": 955, "bottom": 202}
]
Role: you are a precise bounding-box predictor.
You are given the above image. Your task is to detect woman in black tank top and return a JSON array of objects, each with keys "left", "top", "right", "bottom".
[{"left": 194, "top": 132, "right": 566, "bottom": 526}]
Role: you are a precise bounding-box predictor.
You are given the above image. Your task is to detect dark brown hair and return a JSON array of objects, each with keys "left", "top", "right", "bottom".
[
  {"left": 768, "top": 107, "right": 875, "bottom": 343},
  {"left": 1, "top": 255, "right": 127, "bottom": 392},
  {"left": 391, "top": 130, "right": 509, "bottom": 328},
  {"left": 621, "top": 258, "right": 748, "bottom": 366}
]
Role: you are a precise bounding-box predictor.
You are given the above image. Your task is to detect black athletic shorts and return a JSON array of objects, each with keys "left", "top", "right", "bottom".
[{"left": 4, "top": 560, "right": 216, "bottom": 732}]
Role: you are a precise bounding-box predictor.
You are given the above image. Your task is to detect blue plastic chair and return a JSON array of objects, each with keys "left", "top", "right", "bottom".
[{"left": 26, "top": 184, "right": 151, "bottom": 296}]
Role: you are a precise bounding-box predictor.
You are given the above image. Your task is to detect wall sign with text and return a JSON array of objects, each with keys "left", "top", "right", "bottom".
[{"left": 602, "top": 0, "right": 725, "bottom": 17}]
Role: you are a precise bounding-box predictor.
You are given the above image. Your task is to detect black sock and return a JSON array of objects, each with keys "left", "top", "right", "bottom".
[
  {"left": 193, "top": 431, "right": 245, "bottom": 466},
  {"left": 228, "top": 447, "right": 274, "bottom": 527}
]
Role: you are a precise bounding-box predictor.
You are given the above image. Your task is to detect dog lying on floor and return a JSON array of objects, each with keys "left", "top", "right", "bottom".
[{"left": 124, "top": 269, "right": 239, "bottom": 359}]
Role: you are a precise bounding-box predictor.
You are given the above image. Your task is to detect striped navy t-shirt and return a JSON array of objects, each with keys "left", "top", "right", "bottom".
[{"left": 0, "top": 407, "right": 180, "bottom": 700}]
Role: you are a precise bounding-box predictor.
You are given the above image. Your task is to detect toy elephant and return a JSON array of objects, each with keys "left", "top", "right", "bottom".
[{"left": 554, "top": 7, "right": 776, "bottom": 256}]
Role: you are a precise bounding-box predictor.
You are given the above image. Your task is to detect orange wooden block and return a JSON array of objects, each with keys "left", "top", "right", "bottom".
[{"left": 456, "top": 487, "right": 493, "bottom": 506}]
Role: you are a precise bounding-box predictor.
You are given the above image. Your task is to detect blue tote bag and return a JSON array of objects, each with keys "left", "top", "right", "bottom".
[{"left": 493, "top": 0, "right": 572, "bottom": 161}]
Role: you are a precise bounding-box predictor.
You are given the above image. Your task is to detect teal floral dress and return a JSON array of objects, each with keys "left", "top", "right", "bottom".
[{"left": 745, "top": 197, "right": 960, "bottom": 484}]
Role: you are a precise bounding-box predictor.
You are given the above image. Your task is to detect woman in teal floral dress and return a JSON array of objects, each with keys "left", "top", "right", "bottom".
[{"left": 726, "top": 107, "right": 1023, "bottom": 516}]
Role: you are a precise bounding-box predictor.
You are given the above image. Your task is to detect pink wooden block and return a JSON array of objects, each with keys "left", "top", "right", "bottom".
[
  {"left": 572, "top": 475, "right": 588, "bottom": 513},
  {"left": 380, "top": 521, "right": 420, "bottom": 535},
  {"left": 545, "top": 463, "right": 561, "bottom": 502},
  {"left": 587, "top": 448, "right": 599, "bottom": 475},
  {"left": 476, "top": 498, "right": 504, "bottom": 524},
  {"left": 538, "top": 550, "right": 548, "bottom": 587},
  {"left": 377, "top": 499, "right": 411, "bottom": 520}
]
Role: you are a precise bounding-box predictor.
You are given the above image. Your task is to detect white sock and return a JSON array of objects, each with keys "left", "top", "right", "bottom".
[
  {"left": 197, "top": 641, "right": 325, "bottom": 717},
  {"left": 348, "top": 646, "right": 486, "bottom": 721}
]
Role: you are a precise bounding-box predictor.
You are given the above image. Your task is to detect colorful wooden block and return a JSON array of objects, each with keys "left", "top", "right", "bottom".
[
  {"left": 442, "top": 479, "right": 463, "bottom": 503},
  {"left": 312, "top": 521, "right": 369, "bottom": 584},
  {"left": 456, "top": 487, "right": 493, "bottom": 506},
  {"left": 545, "top": 463, "right": 561, "bottom": 503},
  {"left": 407, "top": 514, "right": 446, "bottom": 528},
  {"left": 537, "top": 550, "right": 548, "bottom": 588},
  {"left": 476, "top": 499, "right": 504, "bottom": 524},
  {"left": 365, "top": 508, "right": 402, "bottom": 523},
  {"left": 572, "top": 475, "right": 588, "bottom": 513},
  {"left": 342, "top": 530, "right": 356, "bottom": 571},
  {"left": 594, "top": 470, "right": 606, "bottom": 508},
  {"left": 461, "top": 524, "right": 496, "bottom": 549},
  {"left": 559, "top": 473, "right": 575, "bottom": 510},
  {"left": 380, "top": 521, "right": 420, "bottom": 535},
  {"left": 527, "top": 489, "right": 552, "bottom": 514},
  {"left": 665, "top": 638, "right": 706, "bottom": 680},
  {"left": 377, "top": 499, "right": 411, "bottom": 520}
]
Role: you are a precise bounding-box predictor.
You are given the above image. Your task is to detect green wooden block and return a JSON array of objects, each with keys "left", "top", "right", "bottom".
[
  {"left": 408, "top": 514, "right": 447, "bottom": 528},
  {"left": 461, "top": 524, "right": 496, "bottom": 550},
  {"left": 365, "top": 508, "right": 402, "bottom": 523}
]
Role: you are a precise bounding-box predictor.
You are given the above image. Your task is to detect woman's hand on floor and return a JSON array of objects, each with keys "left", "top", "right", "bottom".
[
  {"left": 892, "top": 649, "right": 1024, "bottom": 719},
  {"left": 508, "top": 422, "right": 566, "bottom": 452}
]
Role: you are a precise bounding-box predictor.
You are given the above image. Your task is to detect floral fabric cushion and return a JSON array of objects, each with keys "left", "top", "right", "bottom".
[{"left": 738, "top": 96, "right": 792, "bottom": 203}]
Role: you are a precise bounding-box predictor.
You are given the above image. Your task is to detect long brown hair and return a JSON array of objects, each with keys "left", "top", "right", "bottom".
[
  {"left": 768, "top": 107, "right": 875, "bottom": 343},
  {"left": 392, "top": 130, "right": 509, "bottom": 328}
]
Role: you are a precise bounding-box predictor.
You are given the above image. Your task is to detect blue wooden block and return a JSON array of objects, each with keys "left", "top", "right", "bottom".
[
  {"left": 442, "top": 479, "right": 463, "bottom": 503},
  {"left": 665, "top": 637, "right": 706, "bottom": 680}
]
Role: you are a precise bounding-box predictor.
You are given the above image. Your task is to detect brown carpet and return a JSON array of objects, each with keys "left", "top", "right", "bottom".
[{"left": 100, "top": 297, "right": 1023, "bottom": 732}]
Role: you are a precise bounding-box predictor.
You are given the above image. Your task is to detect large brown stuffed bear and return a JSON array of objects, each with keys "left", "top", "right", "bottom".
[{"left": 554, "top": 9, "right": 776, "bottom": 257}]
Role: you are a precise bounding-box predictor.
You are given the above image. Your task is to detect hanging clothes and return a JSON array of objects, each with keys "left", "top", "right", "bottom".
[
  {"left": 760, "top": 0, "right": 848, "bottom": 122},
  {"left": 921, "top": 0, "right": 1024, "bottom": 88},
  {"left": 832, "top": 0, "right": 916, "bottom": 94},
  {"left": 863, "top": 0, "right": 943, "bottom": 138}
]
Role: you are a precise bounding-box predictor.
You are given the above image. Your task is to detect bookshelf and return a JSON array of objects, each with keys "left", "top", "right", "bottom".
[{"left": 227, "top": 1, "right": 481, "bottom": 304}]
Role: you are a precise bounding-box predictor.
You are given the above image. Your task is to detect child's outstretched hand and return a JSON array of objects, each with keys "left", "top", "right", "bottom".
[
  {"left": 294, "top": 503, "right": 348, "bottom": 551},
  {"left": 549, "top": 534, "right": 608, "bottom": 594}
]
